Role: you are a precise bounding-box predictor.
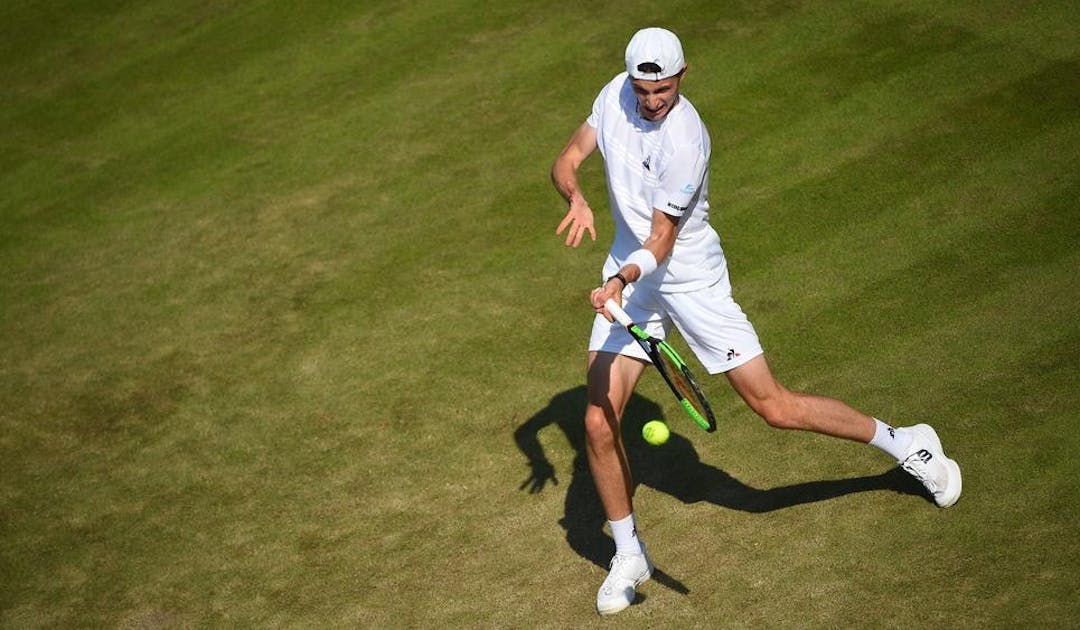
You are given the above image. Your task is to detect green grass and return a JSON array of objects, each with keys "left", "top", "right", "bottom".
[{"left": 2, "top": 1, "right": 1078, "bottom": 627}]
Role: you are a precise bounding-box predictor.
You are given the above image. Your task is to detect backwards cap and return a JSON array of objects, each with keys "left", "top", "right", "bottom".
[{"left": 625, "top": 27, "right": 685, "bottom": 81}]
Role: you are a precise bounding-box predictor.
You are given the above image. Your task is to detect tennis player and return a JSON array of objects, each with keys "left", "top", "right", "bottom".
[{"left": 550, "top": 27, "right": 962, "bottom": 615}]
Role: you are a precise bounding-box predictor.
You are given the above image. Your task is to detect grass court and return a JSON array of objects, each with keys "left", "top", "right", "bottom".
[{"left": 2, "top": 1, "right": 1078, "bottom": 627}]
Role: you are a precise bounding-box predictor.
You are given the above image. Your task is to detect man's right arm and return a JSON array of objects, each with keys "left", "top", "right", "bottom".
[{"left": 551, "top": 122, "right": 599, "bottom": 248}]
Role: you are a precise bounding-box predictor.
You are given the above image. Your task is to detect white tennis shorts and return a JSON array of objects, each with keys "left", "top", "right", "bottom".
[{"left": 589, "top": 280, "right": 764, "bottom": 374}]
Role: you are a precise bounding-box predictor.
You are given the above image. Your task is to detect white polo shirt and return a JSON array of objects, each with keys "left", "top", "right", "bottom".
[{"left": 587, "top": 72, "right": 728, "bottom": 294}]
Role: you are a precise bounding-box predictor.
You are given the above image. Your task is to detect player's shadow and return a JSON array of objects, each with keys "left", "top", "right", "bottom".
[{"left": 515, "top": 386, "right": 928, "bottom": 594}]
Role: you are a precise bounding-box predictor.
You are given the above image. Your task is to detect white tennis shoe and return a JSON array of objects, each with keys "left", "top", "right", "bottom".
[
  {"left": 899, "top": 424, "right": 962, "bottom": 508},
  {"left": 596, "top": 544, "right": 653, "bottom": 615}
]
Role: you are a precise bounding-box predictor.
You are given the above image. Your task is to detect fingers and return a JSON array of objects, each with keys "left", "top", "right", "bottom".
[
  {"left": 556, "top": 213, "right": 582, "bottom": 247},
  {"left": 555, "top": 213, "right": 573, "bottom": 235},
  {"left": 555, "top": 206, "right": 596, "bottom": 248},
  {"left": 562, "top": 221, "right": 593, "bottom": 247},
  {"left": 590, "top": 287, "right": 617, "bottom": 321}
]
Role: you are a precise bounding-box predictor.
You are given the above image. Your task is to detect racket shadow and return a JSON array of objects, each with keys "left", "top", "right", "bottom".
[{"left": 515, "top": 386, "right": 929, "bottom": 591}]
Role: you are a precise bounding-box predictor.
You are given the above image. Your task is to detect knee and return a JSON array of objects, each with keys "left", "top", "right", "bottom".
[
  {"left": 752, "top": 395, "right": 805, "bottom": 431},
  {"left": 584, "top": 405, "right": 620, "bottom": 450}
]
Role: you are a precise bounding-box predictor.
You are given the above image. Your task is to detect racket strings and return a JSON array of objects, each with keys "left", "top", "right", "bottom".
[
  {"left": 670, "top": 367, "right": 707, "bottom": 415},
  {"left": 657, "top": 352, "right": 714, "bottom": 426}
]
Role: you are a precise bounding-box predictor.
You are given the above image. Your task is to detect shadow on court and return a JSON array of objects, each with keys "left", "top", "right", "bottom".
[{"left": 514, "top": 386, "right": 928, "bottom": 595}]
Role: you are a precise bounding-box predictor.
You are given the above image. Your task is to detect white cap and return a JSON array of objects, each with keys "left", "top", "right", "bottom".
[{"left": 625, "top": 27, "right": 685, "bottom": 81}]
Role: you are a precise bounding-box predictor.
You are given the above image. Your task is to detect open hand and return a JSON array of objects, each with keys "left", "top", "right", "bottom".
[{"left": 555, "top": 195, "right": 596, "bottom": 247}]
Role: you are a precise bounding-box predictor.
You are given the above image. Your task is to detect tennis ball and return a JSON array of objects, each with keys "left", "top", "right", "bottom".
[{"left": 642, "top": 420, "right": 670, "bottom": 446}]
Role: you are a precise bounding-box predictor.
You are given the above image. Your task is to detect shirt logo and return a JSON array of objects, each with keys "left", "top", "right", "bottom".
[
  {"left": 681, "top": 183, "right": 696, "bottom": 194},
  {"left": 642, "top": 156, "right": 651, "bottom": 171}
]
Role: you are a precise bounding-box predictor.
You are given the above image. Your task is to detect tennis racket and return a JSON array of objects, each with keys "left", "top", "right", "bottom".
[{"left": 605, "top": 299, "right": 717, "bottom": 432}]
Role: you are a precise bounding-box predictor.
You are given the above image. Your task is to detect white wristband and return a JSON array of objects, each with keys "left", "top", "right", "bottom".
[{"left": 625, "top": 248, "right": 658, "bottom": 278}]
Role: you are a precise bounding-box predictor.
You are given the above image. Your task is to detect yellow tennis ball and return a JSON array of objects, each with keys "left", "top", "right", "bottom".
[{"left": 642, "top": 420, "right": 670, "bottom": 446}]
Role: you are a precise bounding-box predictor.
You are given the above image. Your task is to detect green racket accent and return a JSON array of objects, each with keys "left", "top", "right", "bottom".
[
  {"left": 631, "top": 325, "right": 688, "bottom": 370},
  {"left": 679, "top": 397, "right": 712, "bottom": 431},
  {"left": 657, "top": 340, "right": 688, "bottom": 368}
]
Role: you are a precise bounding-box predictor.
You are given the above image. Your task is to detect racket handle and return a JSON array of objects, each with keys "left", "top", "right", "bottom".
[{"left": 604, "top": 299, "right": 634, "bottom": 327}]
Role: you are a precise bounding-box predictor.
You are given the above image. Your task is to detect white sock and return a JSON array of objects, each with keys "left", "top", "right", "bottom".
[
  {"left": 609, "top": 513, "right": 642, "bottom": 556},
  {"left": 869, "top": 418, "right": 913, "bottom": 461}
]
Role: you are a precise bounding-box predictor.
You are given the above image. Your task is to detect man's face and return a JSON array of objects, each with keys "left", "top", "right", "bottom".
[{"left": 631, "top": 74, "right": 682, "bottom": 121}]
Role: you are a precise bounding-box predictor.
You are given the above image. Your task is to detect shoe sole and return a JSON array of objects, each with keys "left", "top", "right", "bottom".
[{"left": 938, "top": 455, "right": 962, "bottom": 508}]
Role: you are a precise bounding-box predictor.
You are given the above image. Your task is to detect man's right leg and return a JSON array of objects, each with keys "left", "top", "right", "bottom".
[
  {"left": 584, "top": 351, "right": 653, "bottom": 615},
  {"left": 584, "top": 351, "right": 646, "bottom": 522}
]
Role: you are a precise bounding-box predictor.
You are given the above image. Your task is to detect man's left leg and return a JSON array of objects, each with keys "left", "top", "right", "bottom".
[{"left": 725, "top": 355, "right": 962, "bottom": 507}]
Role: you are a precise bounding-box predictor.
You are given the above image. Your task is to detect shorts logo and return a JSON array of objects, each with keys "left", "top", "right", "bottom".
[{"left": 726, "top": 348, "right": 741, "bottom": 361}]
